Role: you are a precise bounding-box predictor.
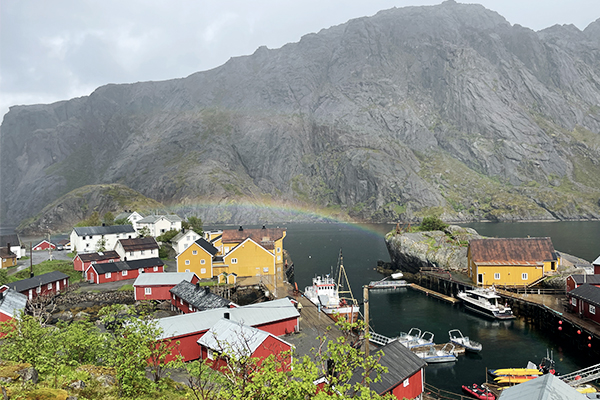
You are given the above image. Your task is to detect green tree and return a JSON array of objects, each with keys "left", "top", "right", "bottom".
[
  {"left": 102, "top": 211, "right": 115, "bottom": 226},
  {"left": 56, "top": 319, "right": 107, "bottom": 365},
  {"left": 96, "top": 237, "right": 107, "bottom": 252},
  {"left": 114, "top": 217, "right": 132, "bottom": 225},
  {"left": 419, "top": 216, "right": 449, "bottom": 232},
  {"left": 156, "top": 229, "right": 179, "bottom": 243},
  {"left": 187, "top": 216, "right": 204, "bottom": 235},
  {"left": 0, "top": 268, "right": 9, "bottom": 285},
  {"left": 138, "top": 226, "right": 151, "bottom": 238}
]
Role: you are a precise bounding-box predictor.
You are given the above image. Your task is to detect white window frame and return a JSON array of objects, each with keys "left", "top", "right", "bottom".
[
  {"left": 590, "top": 305, "right": 596, "bottom": 315},
  {"left": 185, "top": 269, "right": 190, "bottom": 272},
  {"left": 153, "top": 266, "right": 158, "bottom": 272},
  {"left": 277, "top": 247, "right": 281, "bottom": 253},
  {"left": 145, "top": 287, "right": 152, "bottom": 295},
  {"left": 494, "top": 273, "right": 500, "bottom": 280},
  {"left": 263, "top": 267, "right": 269, "bottom": 273},
  {"left": 231, "top": 258, "right": 238, "bottom": 264},
  {"left": 106, "top": 272, "right": 112, "bottom": 279},
  {"left": 522, "top": 273, "right": 528, "bottom": 281},
  {"left": 185, "top": 260, "right": 190, "bottom": 265},
  {"left": 572, "top": 297, "right": 577, "bottom": 306},
  {"left": 207, "top": 349, "right": 213, "bottom": 360},
  {"left": 403, "top": 378, "right": 409, "bottom": 387},
  {"left": 36, "top": 286, "right": 41, "bottom": 293},
  {"left": 224, "top": 246, "right": 229, "bottom": 253},
  {"left": 200, "top": 259, "right": 205, "bottom": 265},
  {"left": 192, "top": 250, "right": 198, "bottom": 255},
  {"left": 201, "top": 268, "right": 206, "bottom": 274},
  {"left": 47, "top": 283, "right": 52, "bottom": 290},
  {"left": 122, "top": 270, "right": 128, "bottom": 276}
]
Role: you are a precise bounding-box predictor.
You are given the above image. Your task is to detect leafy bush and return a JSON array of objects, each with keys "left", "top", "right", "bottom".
[{"left": 418, "top": 216, "right": 449, "bottom": 232}]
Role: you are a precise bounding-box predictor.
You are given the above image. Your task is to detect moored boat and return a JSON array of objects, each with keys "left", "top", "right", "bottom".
[
  {"left": 461, "top": 383, "right": 496, "bottom": 400},
  {"left": 457, "top": 287, "right": 515, "bottom": 320},
  {"left": 303, "top": 250, "right": 360, "bottom": 323},
  {"left": 412, "top": 343, "right": 457, "bottom": 363},
  {"left": 487, "top": 368, "right": 542, "bottom": 378},
  {"left": 368, "top": 278, "right": 409, "bottom": 290},
  {"left": 449, "top": 329, "right": 482, "bottom": 352},
  {"left": 391, "top": 271, "right": 404, "bottom": 280}
]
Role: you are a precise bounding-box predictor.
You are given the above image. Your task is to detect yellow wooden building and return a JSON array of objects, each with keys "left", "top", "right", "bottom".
[
  {"left": 176, "top": 237, "right": 219, "bottom": 279},
  {"left": 467, "top": 237, "right": 559, "bottom": 287}
]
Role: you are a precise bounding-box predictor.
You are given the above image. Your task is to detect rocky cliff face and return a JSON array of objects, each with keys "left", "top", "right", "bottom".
[{"left": 2, "top": 1, "right": 600, "bottom": 227}]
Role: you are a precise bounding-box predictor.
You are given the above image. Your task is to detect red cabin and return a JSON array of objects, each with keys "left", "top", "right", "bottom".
[
  {"left": 567, "top": 283, "right": 600, "bottom": 325},
  {"left": 6, "top": 271, "right": 70, "bottom": 300},
  {"left": 32, "top": 240, "right": 56, "bottom": 251},
  {"left": 566, "top": 274, "right": 600, "bottom": 292},
  {"left": 133, "top": 272, "right": 199, "bottom": 301},
  {"left": 73, "top": 251, "right": 121, "bottom": 272},
  {"left": 85, "top": 257, "right": 163, "bottom": 284},
  {"left": 170, "top": 281, "right": 234, "bottom": 314}
]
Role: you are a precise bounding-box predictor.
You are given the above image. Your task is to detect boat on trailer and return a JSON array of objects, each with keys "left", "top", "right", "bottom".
[
  {"left": 457, "top": 287, "right": 515, "bottom": 320},
  {"left": 449, "top": 329, "right": 482, "bottom": 352}
]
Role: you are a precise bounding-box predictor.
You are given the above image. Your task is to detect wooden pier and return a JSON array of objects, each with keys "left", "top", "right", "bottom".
[{"left": 410, "top": 283, "right": 461, "bottom": 304}]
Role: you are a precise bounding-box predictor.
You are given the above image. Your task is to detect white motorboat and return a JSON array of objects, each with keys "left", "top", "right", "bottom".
[
  {"left": 412, "top": 343, "right": 457, "bottom": 363},
  {"left": 391, "top": 271, "right": 404, "bottom": 280},
  {"left": 304, "top": 251, "right": 360, "bottom": 323},
  {"left": 457, "top": 287, "right": 515, "bottom": 320},
  {"left": 368, "top": 278, "right": 408, "bottom": 290},
  {"left": 449, "top": 329, "right": 482, "bottom": 352},
  {"left": 396, "top": 328, "right": 435, "bottom": 348}
]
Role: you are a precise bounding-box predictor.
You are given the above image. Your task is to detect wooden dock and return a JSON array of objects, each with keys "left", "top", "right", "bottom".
[{"left": 410, "top": 283, "right": 461, "bottom": 304}]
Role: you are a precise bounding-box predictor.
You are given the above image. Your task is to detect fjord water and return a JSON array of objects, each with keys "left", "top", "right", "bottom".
[{"left": 279, "top": 222, "right": 598, "bottom": 393}]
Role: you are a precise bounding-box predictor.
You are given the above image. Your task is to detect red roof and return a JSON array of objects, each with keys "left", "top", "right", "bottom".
[
  {"left": 469, "top": 238, "right": 556, "bottom": 266},
  {"left": 221, "top": 228, "right": 285, "bottom": 250}
]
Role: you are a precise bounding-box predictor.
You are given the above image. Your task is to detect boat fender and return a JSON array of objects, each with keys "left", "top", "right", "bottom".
[{"left": 549, "top": 369, "right": 555, "bottom": 375}]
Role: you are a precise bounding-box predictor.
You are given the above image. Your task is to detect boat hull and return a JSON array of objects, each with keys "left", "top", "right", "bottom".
[
  {"left": 322, "top": 305, "right": 360, "bottom": 323},
  {"left": 462, "top": 302, "right": 515, "bottom": 320},
  {"left": 461, "top": 384, "right": 496, "bottom": 400},
  {"left": 450, "top": 339, "right": 482, "bottom": 352}
]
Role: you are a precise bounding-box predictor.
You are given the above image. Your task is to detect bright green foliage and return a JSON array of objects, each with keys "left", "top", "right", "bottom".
[
  {"left": 186, "top": 216, "right": 204, "bottom": 235},
  {"left": 55, "top": 319, "right": 107, "bottom": 365},
  {"left": 138, "top": 226, "right": 151, "bottom": 238},
  {"left": 159, "top": 244, "right": 171, "bottom": 259},
  {"left": 156, "top": 229, "right": 180, "bottom": 243},
  {"left": 114, "top": 217, "right": 133, "bottom": 225},
  {"left": 418, "top": 216, "right": 449, "bottom": 232},
  {"left": 95, "top": 237, "right": 108, "bottom": 252},
  {"left": 0, "top": 268, "right": 8, "bottom": 285},
  {"left": 75, "top": 211, "right": 102, "bottom": 227}
]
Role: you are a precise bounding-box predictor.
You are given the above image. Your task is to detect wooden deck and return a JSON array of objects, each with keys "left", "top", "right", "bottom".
[{"left": 410, "top": 283, "right": 461, "bottom": 304}]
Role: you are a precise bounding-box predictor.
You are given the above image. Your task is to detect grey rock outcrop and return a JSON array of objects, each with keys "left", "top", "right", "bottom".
[
  {"left": 2, "top": 3, "right": 600, "bottom": 227},
  {"left": 385, "top": 225, "right": 482, "bottom": 273}
]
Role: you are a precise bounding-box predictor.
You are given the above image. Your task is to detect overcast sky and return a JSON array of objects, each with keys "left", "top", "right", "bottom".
[{"left": 1, "top": 0, "right": 599, "bottom": 119}]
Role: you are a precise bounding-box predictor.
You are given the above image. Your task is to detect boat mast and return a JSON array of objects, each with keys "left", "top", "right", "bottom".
[{"left": 337, "top": 249, "right": 357, "bottom": 305}]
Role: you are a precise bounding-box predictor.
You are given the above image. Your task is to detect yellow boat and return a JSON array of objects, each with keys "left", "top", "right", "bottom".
[
  {"left": 494, "top": 376, "right": 538, "bottom": 384},
  {"left": 576, "top": 385, "right": 597, "bottom": 394},
  {"left": 490, "top": 368, "right": 542, "bottom": 377}
]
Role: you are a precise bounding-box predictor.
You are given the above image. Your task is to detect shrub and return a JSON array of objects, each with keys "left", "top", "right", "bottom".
[{"left": 418, "top": 216, "right": 448, "bottom": 232}]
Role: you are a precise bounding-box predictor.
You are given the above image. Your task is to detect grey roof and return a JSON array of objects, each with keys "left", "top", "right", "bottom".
[
  {"left": 171, "top": 229, "right": 201, "bottom": 244},
  {"left": 194, "top": 237, "right": 218, "bottom": 256},
  {"left": 350, "top": 339, "right": 426, "bottom": 395},
  {"left": 137, "top": 214, "right": 182, "bottom": 224},
  {"left": 0, "top": 287, "right": 27, "bottom": 318},
  {"left": 198, "top": 318, "right": 279, "bottom": 357},
  {"left": 77, "top": 251, "right": 120, "bottom": 262},
  {"left": 0, "top": 234, "right": 20, "bottom": 247},
  {"left": 7, "top": 271, "right": 70, "bottom": 293},
  {"left": 156, "top": 297, "right": 299, "bottom": 339},
  {"left": 170, "top": 281, "right": 231, "bottom": 311},
  {"left": 73, "top": 225, "right": 136, "bottom": 236},
  {"left": 92, "top": 258, "right": 163, "bottom": 274},
  {"left": 568, "top": 284, "right": 600, "bottom": 307},
  {"left": 570, "top": 274, "right": 600, "bottom": 285},
  {"left": 134, "top": 272, "right": 196, "bottom": 287},
  {"left": 498, "top": 373, "right": 586, "bottom": 400}
]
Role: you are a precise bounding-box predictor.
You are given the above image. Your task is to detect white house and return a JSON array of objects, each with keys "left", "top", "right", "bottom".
[
  {"left": 70, "top": 225, "right": 137, "bottom": 254},
  {"left": 170, "top": 229, "right": 202, "bottom": 255},
  {"left": 136, "top": 215, "right": 182, "bottom": 237},
  {"left": 0, "top": 234, "right": 24, "bottom": 259},
  {"left": 114, "top": 211, "right": 145, "bottom": 230},
  {"left": 114, "top": 236, "right": 160, "bottom": 261}
]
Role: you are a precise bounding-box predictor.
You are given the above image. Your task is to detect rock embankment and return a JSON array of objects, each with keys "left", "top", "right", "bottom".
[{"left": 384, "top": 225, "right": 482, "bottom": 274}]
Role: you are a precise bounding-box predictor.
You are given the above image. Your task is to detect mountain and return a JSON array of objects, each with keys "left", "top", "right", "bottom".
[{"left": 2, "top": 1, "right": 600, "bottom": 227}]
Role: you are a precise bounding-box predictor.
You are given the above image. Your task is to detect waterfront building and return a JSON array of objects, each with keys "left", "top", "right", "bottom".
[
  {"left": 567, "top": 283, "right": 600, "bottom": 326},
  {"left": 467, "top": 237, "right": 559, "bottom": 287},
  {"left": 133, "top": 272, "right": 198, "bottom": 301}
]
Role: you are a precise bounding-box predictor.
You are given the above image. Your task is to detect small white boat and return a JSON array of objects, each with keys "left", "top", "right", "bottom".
[
  {"left": 449, "top": 329, "right": 482, "bottom": 352},
  {"left": 397, "top": 328, "right": 435, "bottom": 348},
  {"left": 397, "top": 327, "right": 422, "bottom": 343},
  {"left": 412, "top": 343, "right": 457, "bottom": 363},
  {"left": 457, "top": 287, "right": 515, "bottom": 320},
  {"left": 391, "top": 271, "right": 404, "bottom": 280}
]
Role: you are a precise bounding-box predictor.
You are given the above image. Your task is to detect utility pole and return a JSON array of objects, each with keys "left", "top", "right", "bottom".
[
  {"left": 29, "top": 241, "right": 33, "bottom": 278},
  {"left": 363, "top": 285, "right": 369, "bottom": 358}
]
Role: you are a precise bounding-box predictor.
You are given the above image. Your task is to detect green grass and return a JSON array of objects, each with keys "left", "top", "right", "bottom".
[
  {"left": 12, "top": 260, "right": 80, "bottom": 283},
  {"left": 118, "top": 284, "right": 134, "bottom": 292}
]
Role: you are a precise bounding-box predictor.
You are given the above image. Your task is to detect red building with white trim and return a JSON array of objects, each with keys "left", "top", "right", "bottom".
[
  {"left": 567, "top": 284, "right": 600, "bottom": 325},
  {"left": 73, "top": 251, "right": 121, "bottom": 272},
  {"left": 566, "top": 274, "right": 600, "bottom": 292},
  {"left": 170, "top": 281, "right": 234, "bottom": 314},
  {"left": 133, "top": 272, "right": 199, "bottom": 301},
  {"left": 85, "top": 258, "right": 164, "bottom": 284},
  {"left": 6, "top": 271, "right": 70, "bottom": 300},
  {"left": 32, "top": 240, "right": 56, "bottom": 251}
]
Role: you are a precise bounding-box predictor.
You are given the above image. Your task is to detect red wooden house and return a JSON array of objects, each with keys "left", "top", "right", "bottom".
[
  {"left": 156, "top": 298, "right": 300, "bottom": 362},
  {"left": 567, "top": 284, "right": 600, "bottom": 325},
  {"left": 350, "top": 339, "right": 426, "bottom": 400},
  {"left": 32, "top": 240, "right": 56, "bottom": 251},
  {"left": 73, "top": 251, "right": 121, "bottom": 272},
  {"left": 170, "top": 280, "right": 234, "bottom": 314},
  {"left": 593, "top": 255, "right": 600, "bottom": 274},
  {"left": 6, "top": 271, "right": 70, "bottom": 300},
  {"left": 85, "top": 257, "right": 164, "bottom": 284},
  {"left": 198, "top": 318, "right": 293, "bottom": 373},
  {"left": 566, "top": 274, "right": 600, "bottom": 292},
  {"left": 133, "top": 272, "right": 199, "bottom": 301},
  {"left": 0, "top": 286, "right": 27, "bottom": 324}
]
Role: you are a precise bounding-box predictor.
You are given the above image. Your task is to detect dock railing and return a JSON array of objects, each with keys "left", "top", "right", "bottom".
[
  {"left": 560, "top": 361, "right": 600, "bottom": 386},
  {"left": 368, "top": 331, "right": 395, "bottom": 347},
  {"left": 423, "top": 383, "right": 474, "bottom": 400}
]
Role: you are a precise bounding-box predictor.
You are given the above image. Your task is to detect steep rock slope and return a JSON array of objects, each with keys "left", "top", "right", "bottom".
[{"left": 2, "top": 1, "right": 600, "bottom": 225}]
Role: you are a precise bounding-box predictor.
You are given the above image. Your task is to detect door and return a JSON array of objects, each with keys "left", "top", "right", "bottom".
[{"left": 477, "top": 274, "right": 484, "bottom": 285}]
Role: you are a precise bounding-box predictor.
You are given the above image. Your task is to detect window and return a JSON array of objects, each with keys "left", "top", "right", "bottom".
[
  {"left": 153, "top": 266, "right": 158, "bottom": 272},
  {"left": 129, "top": 252, "right": 134, "bottom": 256},
  {"left": 106, "top": 272, "right": 112, "bottom": 279},
  {"left": 145, "top": 287, "right": 152, "bottom": 295},
  {"left": 139, "top": 268, "right": 144, "bottom": 273},
  {"left": 180, "top": 298, "right": 183, "bottom": 305},
  {"left": 185, "top": 269, "right": 190, "bottom": 272},
  {"left": 201, "top": 268, "right": 206, "bottom": 274},
  {"left": 403, "top": 379, "right": 409, "bottom": 387},
  {"left": 277, "top": 247, "right": 281, "bottom": 253},
  {"left": 263, "top": 267, "right": 269, "bottom": 273},
  {"left": 186, "top": 236, "right": 190, "bottom": 240},
  {"left": 185, "top": 260, "right": 190, "bottom": 265},
  {"left": 522, "top": 273, "right": 528, "bottom": 280},
  {"left": 122, "top": 270, "right": 128, "bottom": 276},
  {"left": 277, "top": 256, "right": 281, "bottom": 261},
  {"left": 200, "top": 259, "right": 205, "bottom": 265},
  {"left": 141, "top": 250, "right": 145, "bottom": 255},
  {"left": 86, "top": 243, "right": 90, "bottom": 248},
  {"left": 591, "top": 305, "right": 596, "bottom": 315},
  {"left": 231, "top": 258, "right": 238, "bottom": 264},
  {"left": 193, "top": 250, "right": 198, "bottom": 255},
  {"left": 36, "top": 286, "right": 41, "bottom": 293},
  {"left": 494, "top": 273, "right": 500, "bottom": 280},
  {"left": 47, "top": 283, "right": 52, "bottom": 290},
  {"left": 224, "top": 247, "right": 229, "bottom": 253},
  {"left": 207, "top": 349, "right": 213, "bottom": 360},
  {"left": 572, "top": 297, "right": 577, "bottom": 306}
]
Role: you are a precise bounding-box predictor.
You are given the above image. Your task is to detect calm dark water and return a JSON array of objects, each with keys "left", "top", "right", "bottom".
[{"left": 274, "top": 222, "right": 599, "bottom": 393}]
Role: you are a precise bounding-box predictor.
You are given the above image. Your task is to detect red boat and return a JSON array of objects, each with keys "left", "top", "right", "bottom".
[{"left": 461, "top": 383, "right": 496, "bottom": 400}]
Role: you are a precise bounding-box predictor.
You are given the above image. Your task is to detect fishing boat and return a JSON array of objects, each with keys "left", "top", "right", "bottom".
[
  {"left": 449, "top": 329, "right": 482, "bottom": 352},
  {"left": 461, "top": 383, "right": 496, "bottom": 400},
  {"left": 457, "top": 287, "right": 515, "bottom": 320},
  {"left": 368, "top": 278, "right": 408, "bottom": 290},
  {"left": 303, "top": 250, "right": 360, "bottom": 323},
  {"left": 412, "top": 343, "right": 457, "bottom": 363}
]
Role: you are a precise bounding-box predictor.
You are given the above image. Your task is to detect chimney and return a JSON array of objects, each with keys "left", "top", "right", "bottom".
[
  {"left": 205, "top": 286, "right": 210, "bottom": 294},
  {"left": 102, "top": 223, "right": 106, "bottom": 226},
  {"left": 224, "top": 312, "right": 230, "bottom": 320},
  {"left": 239, "top": 226, "right": 243, "bottom": 231},
  {"left": 196, "top": 282, "right": 200, "bottom": 290},
  {"left": 262, "top": 225, "right": 266, "bottom": 230}
]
